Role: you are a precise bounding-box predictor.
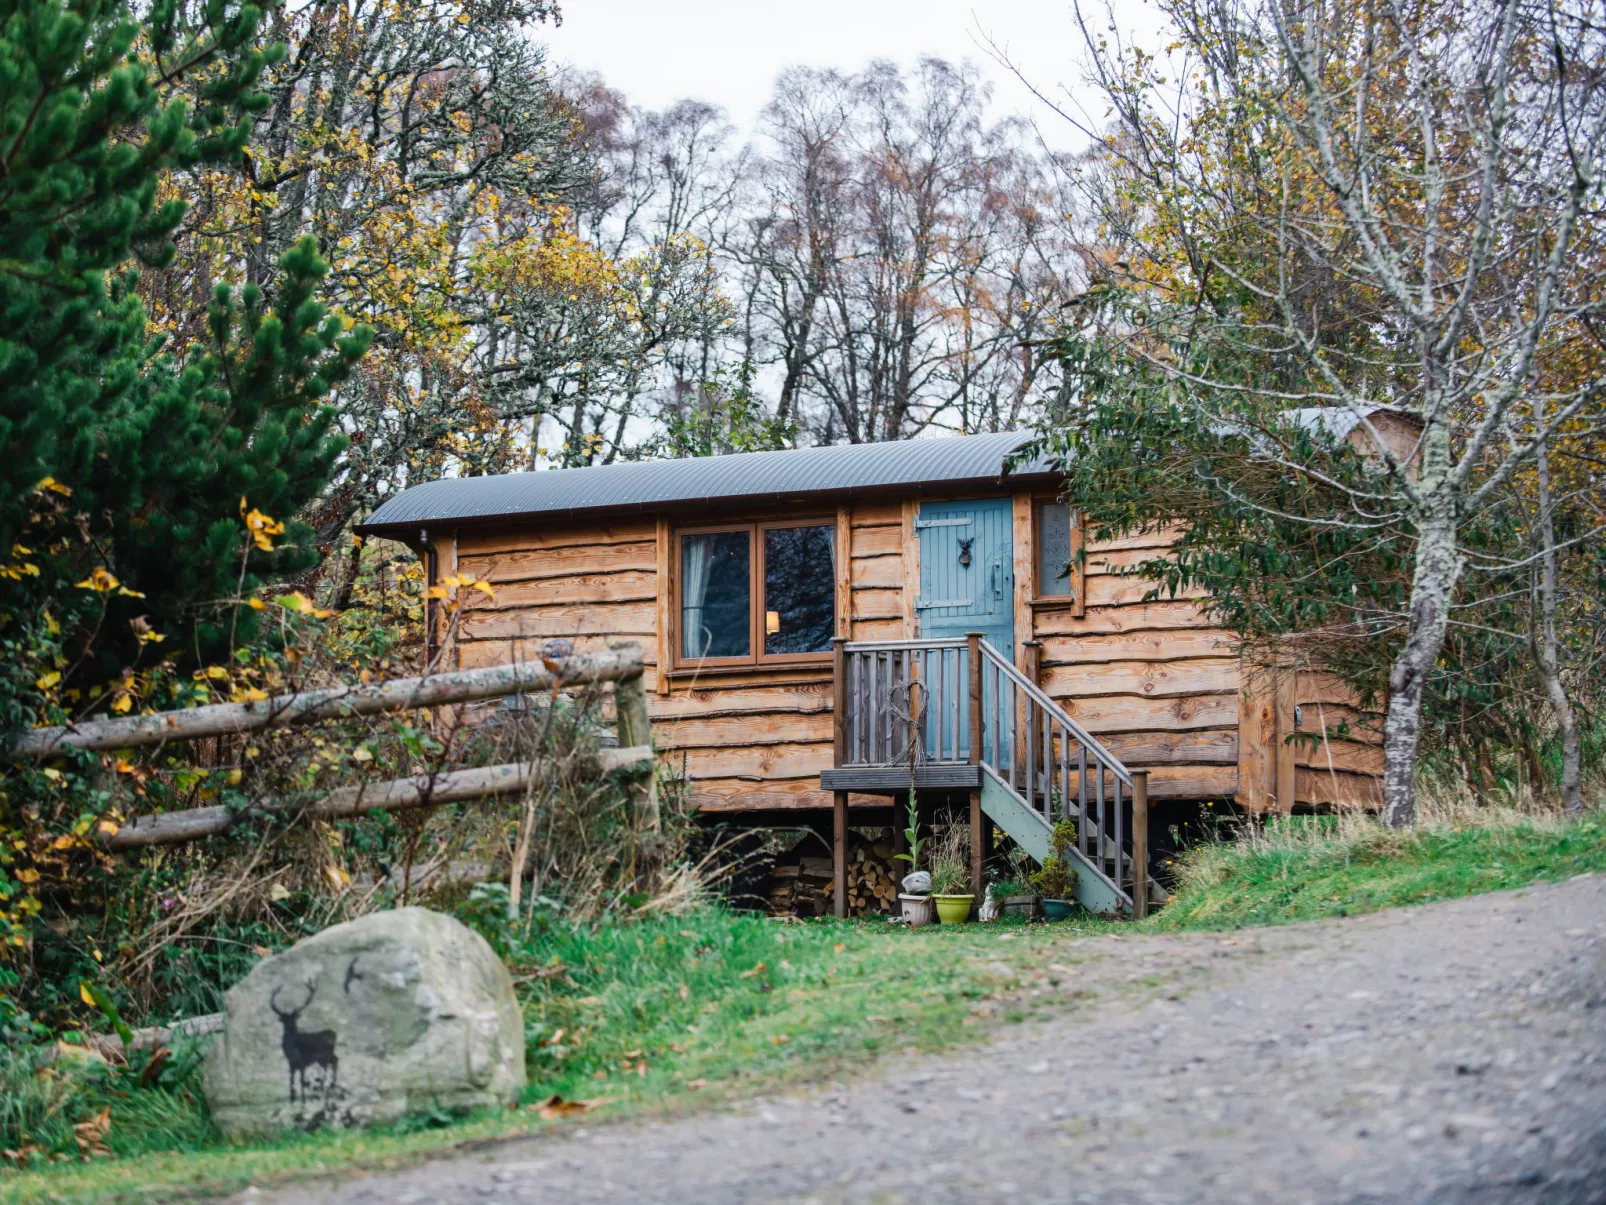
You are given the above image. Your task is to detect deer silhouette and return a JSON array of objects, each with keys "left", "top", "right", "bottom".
[{"left": 268, "top": 982, "right": 338, "bottom": 1104}]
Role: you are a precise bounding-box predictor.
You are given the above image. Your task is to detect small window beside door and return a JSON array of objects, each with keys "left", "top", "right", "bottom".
[
  {"left": 1037, "top": 502, "right": 1077, "bottom": 598},
  {"left": 679, "top": 521, "right": 835, "bottom": 666}
]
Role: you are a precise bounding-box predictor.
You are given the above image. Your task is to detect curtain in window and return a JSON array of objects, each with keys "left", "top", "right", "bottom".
[{"left": 682, "top": 535, "right": 713, "bottom": 659}]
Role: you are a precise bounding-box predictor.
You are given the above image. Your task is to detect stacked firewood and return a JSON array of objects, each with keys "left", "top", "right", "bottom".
[{"left": 765, "top": 830, "right": 900, "bottom": 918}]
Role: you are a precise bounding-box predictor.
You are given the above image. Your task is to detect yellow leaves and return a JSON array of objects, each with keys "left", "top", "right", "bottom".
[
  {"left": 35, "top": 671, "right": 60, "bottom": 690},
  {"left": 73, "top": 568, "right": 143, "bottom": 597},
  {"left": 430, "top": 573, "right": 496, "bottom": 603},
  {"left": 41, "top": 768, "right": 62, "bottom": 782},
  {"left": 278, "top": 591, "right": 334, "bottom": 618},
  {"left": 16, "top": 869, "right": 39, "bottom": 885},
  {"left": 36, "top": 476, "right": 71, "bottom": 496},
  {"left": 201, "top": 665, "right": 231, "bottom": 680},
  {"left": 352, "top": 746, "right": 373, "bottom": 763},
  {"left": 231, "top": 687, "right": 270, "bottom": 703},
  {"left": 78, "top": 982, "right": 97, "bottom": 1007},
  {"left": 109, "top": 692, "right": 133, "bottom": 714},
  {"left": 240, "top": 499, "right": 286, "bottom": 551},
  {"left": 75, "top": 568, "right": 119, "bottom": 593},
  {"left": 247, "top": 597, "right": 267, "bottom": 610},
  {"left": 97, "top": 820, "right": 120, "bottom": 836}
]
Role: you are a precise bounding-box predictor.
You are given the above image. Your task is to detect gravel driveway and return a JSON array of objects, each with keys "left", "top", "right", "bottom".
[{"left": 238, "top": 875, "right": 1606, "bottom": 1205}]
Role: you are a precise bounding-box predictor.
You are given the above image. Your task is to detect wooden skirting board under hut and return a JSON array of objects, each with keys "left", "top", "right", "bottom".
[{"left": 358, "top": 424, "right": 1402, "bottom": 917}]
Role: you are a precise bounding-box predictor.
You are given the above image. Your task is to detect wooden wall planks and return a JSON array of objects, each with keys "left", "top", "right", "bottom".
[{"left": 440, "top": 496, "right": 1383, "bottom": 817}]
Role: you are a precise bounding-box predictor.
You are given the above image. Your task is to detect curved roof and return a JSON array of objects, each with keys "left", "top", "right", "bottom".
[{"left": 358, "top": 431, "right": 1055, "bottom": 537}]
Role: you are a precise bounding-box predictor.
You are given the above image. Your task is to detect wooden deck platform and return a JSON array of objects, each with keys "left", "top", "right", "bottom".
[{"left": 818, "top": 764, "right": 981, "bottom": 793}]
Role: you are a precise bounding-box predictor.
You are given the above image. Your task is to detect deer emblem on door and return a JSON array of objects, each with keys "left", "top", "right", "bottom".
[{"left": 269, "top": 982, "right": 338, "bottom": 1103}]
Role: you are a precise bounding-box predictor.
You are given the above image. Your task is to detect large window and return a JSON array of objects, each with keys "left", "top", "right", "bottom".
[{"left": 678, "top": 521, "right": 836, "bottom": 666}]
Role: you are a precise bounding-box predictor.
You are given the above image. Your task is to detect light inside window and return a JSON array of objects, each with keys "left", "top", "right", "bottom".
[
  {"left": 1038, "top": 502, "right": 1073, "bottom": 596},
  {"left": 764, "top": 524, "right": 835, "bottom": 655},
  {"left": 681, "top": 530, "right": 750, "bottom": 659}
]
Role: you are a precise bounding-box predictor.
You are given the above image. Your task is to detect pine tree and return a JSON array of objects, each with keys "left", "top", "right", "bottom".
[{"left": 0, "top": 0, "right": 371, "bottom": 706}]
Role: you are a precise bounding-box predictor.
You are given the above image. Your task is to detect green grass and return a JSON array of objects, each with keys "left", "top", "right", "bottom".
[
  {"left": 1154, "top": 811, "right": 1606, "bottom": 930},
  {"left": 4, "top": 808, "right": 1603, "bottom": 1204},
  {"left": 0, "top": 910, "right": 1052, "bottom": 1205}
]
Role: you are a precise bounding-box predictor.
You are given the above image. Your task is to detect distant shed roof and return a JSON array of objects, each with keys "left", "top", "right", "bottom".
[{"left": 357, "top": 430, "right": 1056, "bottom": 538}]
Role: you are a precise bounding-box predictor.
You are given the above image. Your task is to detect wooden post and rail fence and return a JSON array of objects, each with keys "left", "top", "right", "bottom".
[{"left": 6, "top": 645, "right": 656, "bottom": 851}]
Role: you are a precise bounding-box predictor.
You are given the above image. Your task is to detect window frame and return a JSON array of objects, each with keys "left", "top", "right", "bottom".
[
  {"left": 673, "top": 518, "right": 837, "bottom": 670},
  {"left": 1032, "top": 498, "right": 1081, "bottom": 603}
]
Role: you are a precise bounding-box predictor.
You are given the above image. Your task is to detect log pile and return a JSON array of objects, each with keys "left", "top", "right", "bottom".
[{"left": 766, "top": 830, "right": 900, "bottom": 918}]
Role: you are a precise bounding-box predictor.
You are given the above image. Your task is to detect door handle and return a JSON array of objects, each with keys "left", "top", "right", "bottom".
[{"left": 991, "top": 562, "right": 1001, "bottom": 600}]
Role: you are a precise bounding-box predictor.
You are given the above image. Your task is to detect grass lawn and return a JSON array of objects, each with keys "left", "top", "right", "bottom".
[{"left": 3, "top": 808, "right": 1602, "bottom": 1204}]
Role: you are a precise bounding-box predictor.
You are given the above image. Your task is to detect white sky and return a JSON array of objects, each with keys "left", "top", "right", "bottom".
[{"left": 545, "top": 0, "right": 1170, "bottom": 146}]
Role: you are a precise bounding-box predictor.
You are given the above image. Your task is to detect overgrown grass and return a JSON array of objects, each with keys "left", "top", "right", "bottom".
[
  {"left": 1156, "top": 800, "right": 1606, "bottom": 930},
  {"left": 5, "top": 801, "right": 1604, "bottom": 1204}
]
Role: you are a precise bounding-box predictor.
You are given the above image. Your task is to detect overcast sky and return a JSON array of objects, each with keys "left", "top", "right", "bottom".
[{"left": 545, "top": 0, "right": 1169, "bottom": 146}]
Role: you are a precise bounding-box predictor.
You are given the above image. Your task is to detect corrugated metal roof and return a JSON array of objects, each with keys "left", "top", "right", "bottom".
[{"left": 358, "top": 431, "right": 1057, "bottom": 536}]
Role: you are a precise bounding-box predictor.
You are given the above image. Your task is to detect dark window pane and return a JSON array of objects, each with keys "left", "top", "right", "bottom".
[
  {"left": 682, "top": 531, "right": 750, "bottom": 659},
  {"left": 764, "top": 525, "right": 835, "bottom": 655},
  {"left": 1038, "top": 503, "right": 1072, "bottom": 596}
]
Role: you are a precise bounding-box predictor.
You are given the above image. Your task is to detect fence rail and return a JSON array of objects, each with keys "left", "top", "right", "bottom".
[{"left": 8, "top": 647, "right": 645, "bottom": 757}]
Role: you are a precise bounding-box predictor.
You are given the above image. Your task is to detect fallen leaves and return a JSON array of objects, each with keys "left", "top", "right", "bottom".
[
  {"left": 739, "top": 962, "right": 767, "bottom": 979},
  {"left": 532, "top": 1095, "right": 601, "bottom": 1120},
  {"left": 73, "top": 1108, "right": 112, "bottom": 1157}
]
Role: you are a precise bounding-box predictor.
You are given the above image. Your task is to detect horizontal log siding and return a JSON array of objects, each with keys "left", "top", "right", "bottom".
[
  {"left": 445, "top": 501, "right": 1384, "bottom": 815},
  {"left": 1031, "top": 530, "right": 1241, "bottom": 802},
  {"left": 456, "top": 514, "right": 852, "bottom": 814}
]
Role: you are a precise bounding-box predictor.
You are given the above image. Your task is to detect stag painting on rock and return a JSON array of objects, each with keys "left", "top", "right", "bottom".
[{"left": 269, "top": 982, "right": 339, "bottom": 1103}]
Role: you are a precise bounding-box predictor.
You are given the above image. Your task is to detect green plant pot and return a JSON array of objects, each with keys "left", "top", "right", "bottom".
[
  {"left": 933, "top": 894, "right": 975, "bottom": 924},
  {"left": 1042, "top": 898, "right": 1076, "bottom": 921}
]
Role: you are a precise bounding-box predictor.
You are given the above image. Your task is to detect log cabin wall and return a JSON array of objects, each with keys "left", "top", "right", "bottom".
[{"left": 440, "top": 485, "right": 1382, "bottom": 817}]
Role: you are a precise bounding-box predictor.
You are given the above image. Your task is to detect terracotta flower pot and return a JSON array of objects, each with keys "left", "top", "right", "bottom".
[
  {"left": 933, "top": 894, "right": 975, "bottom": 924},
  {"left": 899, "top": 893, "right": 935, "bottom": 928}
]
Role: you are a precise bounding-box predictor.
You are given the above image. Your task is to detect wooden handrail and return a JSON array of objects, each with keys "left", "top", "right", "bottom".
[{"left": 975, "top": 639, "right": 1132, "bottom": 787}]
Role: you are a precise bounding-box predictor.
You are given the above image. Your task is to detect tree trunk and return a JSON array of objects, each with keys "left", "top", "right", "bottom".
[
  {"left": 1382, "top": 503, "right": 1463, "bottom": 827},
  {"left": 1530, "top": 433, "right": 1583, "bottom": 813}
]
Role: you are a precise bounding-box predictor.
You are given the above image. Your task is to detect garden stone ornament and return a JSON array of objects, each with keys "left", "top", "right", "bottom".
[{"left": 203, "top": 907, "right": 524, "bottom": 1135}]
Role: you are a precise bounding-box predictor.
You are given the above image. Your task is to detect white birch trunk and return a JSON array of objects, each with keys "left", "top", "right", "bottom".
[{"left": 1382, "top": 419, "right": 1463, "bottom": 828}]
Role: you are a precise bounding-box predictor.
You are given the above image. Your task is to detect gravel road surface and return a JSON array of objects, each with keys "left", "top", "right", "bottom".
[{"left": 237, "top": 876, "right": 1606, "bottom": 1205}]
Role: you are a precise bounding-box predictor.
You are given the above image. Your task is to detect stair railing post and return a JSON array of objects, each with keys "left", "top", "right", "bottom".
[
  {"left": 832, "top": 637, "right": 848, "bottom": 767},
  {"left": 967, "top": 632, "right": 985, "bottom": 910},
  {"left": 833, "top": 789, "right": 849, "bottom": 920},
  {"left": 1132, "top": 769, "right": 1149, "bottom": 920},
  {"left": 966, "top": 632, "right": 983, "bottom": 767}
]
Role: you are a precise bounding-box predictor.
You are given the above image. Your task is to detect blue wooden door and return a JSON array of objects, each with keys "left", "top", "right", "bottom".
[{"left": 917, "top": 498, "right": 1014, "bottom": 762}]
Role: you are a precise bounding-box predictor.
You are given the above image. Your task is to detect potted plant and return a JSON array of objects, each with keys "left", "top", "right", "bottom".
[
  {"left": 929, "top": 825, "right": 974, "bottom": 924},
  {"left": 1031, "top": 820, "right": 1079, "bottom": 920},
  {"left": 893, "top": 806, "right": 934, "bottom": 928},
  {"left": 989, "top": 876, "right": 1036, "bottom": 920}
]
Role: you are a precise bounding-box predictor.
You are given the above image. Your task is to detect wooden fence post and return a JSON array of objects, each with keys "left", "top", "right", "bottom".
[
  {"left": 1132, "top": 769, "right": 1149, "bottom": 920},
  {"left": 611, "top": 645, "right": 657, "bottom": 833},
  {"left": 967, "top": 631, "right": 985, "bottom": 911}
]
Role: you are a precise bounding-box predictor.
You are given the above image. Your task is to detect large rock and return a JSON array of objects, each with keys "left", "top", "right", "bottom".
[{"left": 203, "top": 907, "right": 525, "bottom": 1135}]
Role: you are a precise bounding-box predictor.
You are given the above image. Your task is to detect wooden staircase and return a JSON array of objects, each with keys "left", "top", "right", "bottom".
[{"left": 822, "top": 635, "right": 1155, "bottom": 916}]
